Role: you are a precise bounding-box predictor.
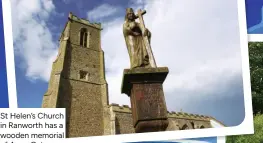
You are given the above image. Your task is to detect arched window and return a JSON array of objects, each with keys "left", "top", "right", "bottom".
[
  {"left": 115, "top": 117, "right": 121, "bottom": 134},
  {"left": 181, "top": 124, "right": 189, "bottom": 130},
  {"left": 80, "top": 28, "right": 89, "bottom": 47},
  {"left": 191, "top": 122, "right": 195, "bottom": 129},
  {"left": 200, "top": 125, "right": 205, "bottom": 129}
]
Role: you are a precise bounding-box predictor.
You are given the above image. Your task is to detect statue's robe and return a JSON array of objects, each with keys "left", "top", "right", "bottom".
[{"left": 123, "top": 21, "right": 150, "bottom": 69}]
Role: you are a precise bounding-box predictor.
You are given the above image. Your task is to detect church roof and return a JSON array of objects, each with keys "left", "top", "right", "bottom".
[{"left": 109, "top": 103, "right": 225, "bottom": 126}]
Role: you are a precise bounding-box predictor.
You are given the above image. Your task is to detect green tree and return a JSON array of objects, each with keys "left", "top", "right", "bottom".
[
  {"left": 226, "top": 114, "right": 263, "bottom": 143},
  {"left": 249, "top": 42, "right": 263, "bottom": 114},
  {"left": 227, "top": 42, "right": 263, "bottom": 142}
]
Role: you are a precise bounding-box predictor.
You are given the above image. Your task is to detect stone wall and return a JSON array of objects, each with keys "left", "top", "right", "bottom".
[
  {"left": 42, "top": 13, "right": 109, "bottom": 138},
  {"left": 166, "top": 112, "right": 212, "bottom": 130},
  {"left": 69, "top": 18, "right": 101, "bottom": 51},
  {"left": 58, "top": 79, "right": 105, "bottom": 137},
  {"left": 110, "top": 104, "right": 213, "bottom": 134},
  {"left": 42, "top": 22, "right": 70, "bottom": 108},
  {"left": 112, "top": 104, "right": 135, "bottom": 134}
]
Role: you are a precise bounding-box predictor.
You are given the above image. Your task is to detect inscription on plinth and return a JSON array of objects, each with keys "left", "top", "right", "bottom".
[
  {"left": 121, "top": 67, "right": 169, "bottom": 133},
  {"left": 131, "top": 84, "right": 167, "bottom": 125}
]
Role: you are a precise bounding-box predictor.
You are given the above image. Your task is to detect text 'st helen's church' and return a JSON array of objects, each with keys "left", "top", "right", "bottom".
[{"left": 42, "top": 12, "right": 225, "bottom": 138}]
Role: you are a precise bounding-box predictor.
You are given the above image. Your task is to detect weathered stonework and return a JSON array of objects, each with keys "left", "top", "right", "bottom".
[
  {"left": 109, "top": 104, "right": 217, "bottom": 134},
  {"left": 42, "top": 13, "right": 109, "bottom": 138},
  {"left": 42, "top": 13, "right": 225, "bottom": 138},
  {"left": 121, "top": 67, "right": 169, "bottom": 133}
]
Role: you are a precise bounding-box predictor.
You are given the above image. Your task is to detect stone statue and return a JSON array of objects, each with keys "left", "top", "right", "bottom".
[{"left": 123, "top": 8, "right": 157, "bottom": 69}]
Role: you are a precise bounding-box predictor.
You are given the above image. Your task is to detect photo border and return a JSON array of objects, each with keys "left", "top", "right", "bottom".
[
  {"left": 168, "top": 136, "right": 225, "bottom": 143},
  {"left": 248, "top": 34, "right": 263, "bottom": 41},
  {"left": 2, "top": 0, "right": 17, "bottom": 108},
  {"left": 2, "top": 0, "right": 253, "bottom": 142},
  {"left": 217, "top": 136, "right": 226, "bottom": 143}
]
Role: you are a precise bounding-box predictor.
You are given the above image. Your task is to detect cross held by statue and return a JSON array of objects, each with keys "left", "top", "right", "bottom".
[{"left": 135, "top": 9, "right": 157, "bottom": 68}]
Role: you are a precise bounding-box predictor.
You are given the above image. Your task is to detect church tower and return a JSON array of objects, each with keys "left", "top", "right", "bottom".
[{"left": 42, "top": 13, "right": 111, "bottom": 137}]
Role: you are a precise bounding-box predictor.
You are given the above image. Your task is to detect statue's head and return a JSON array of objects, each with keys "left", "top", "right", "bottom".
[{"left": 125, "top": 8, "right": 136, "bottom": 21}]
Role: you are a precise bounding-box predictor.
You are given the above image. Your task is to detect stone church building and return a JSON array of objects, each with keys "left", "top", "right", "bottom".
[{"left": 42, "top": 13, "right": 225, "bottom": 138}]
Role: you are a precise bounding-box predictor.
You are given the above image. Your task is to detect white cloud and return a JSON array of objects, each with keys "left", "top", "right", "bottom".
[
  {"left": 11, "top": 0, "right": 57, "bottom": 81},
  {"left": 99, "top": 0, "right": 244, "bottom": 125},
  {"left": 62, "top": 0, "right": 71, "bottom": 4},
  {"left": 87, "top": 4, "right": 121, "bottom": 21},
  {"left": 12, "top": 0, "right": 244, "bottom": 125}
]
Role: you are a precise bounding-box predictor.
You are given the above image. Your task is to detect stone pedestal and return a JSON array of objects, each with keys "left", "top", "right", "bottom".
[{"left": 121, "top": 67, "right": 169, "bottom": 133}]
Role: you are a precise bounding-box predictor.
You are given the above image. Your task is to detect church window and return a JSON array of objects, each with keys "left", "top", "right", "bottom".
[
  {"left": 79, "top": 70, "right": 89, "bottom": 80},
  {"left": 181, "top": 124, "right": 189, "bottom": 130},
  {"left": 191, "top": 122, "right": 195, "bottom": 129},
  {"left": 115, "top": 117, "right": 121, "bottom": 134},
  {"left": 80, "top": 28, "right": 90, "bottom": 47}
]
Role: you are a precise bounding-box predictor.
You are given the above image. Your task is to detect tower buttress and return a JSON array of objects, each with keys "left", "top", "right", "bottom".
[{"left": 42, "top": 12, "right": 111, "bottom": 137}]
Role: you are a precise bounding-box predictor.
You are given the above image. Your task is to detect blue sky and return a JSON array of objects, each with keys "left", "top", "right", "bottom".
[
  {"left": 0, "top": 0, "right": 9, "bottom": 108},
  {"left": 12, "top": 0, "right": 143, "bottom": 108},
  {"left": 246, "top": 0, "right": 263, "bottom": 28},
  {"left": 193, "top": 137, "right": 217, "bottom": 143},
  {"left": 11, "top": 0, "right": 143, "bottom": 107},
  {"left": 246, "top": 0, "right": 263, "bottom": 33},
  {"left": 11, "top": 0, "right": 247, "bottom": 127}
]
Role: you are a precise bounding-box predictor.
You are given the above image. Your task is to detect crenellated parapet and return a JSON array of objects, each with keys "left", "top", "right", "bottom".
[
  {"left": 109, "top": 103, "right": 214, "bottom": 121},
  {"left": 110, "top": 103, "right": 132, "bottom": 113},
  {"left": 68, "top": 12, "right": 102, "bottom": 30},
  {"left": 167, "top": 111, "right": 211, "bottom": 121}
]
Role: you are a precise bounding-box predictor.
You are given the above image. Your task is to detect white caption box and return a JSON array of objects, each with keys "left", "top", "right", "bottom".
[{"left": 0, "top": 108, "right": 65, "bottom": 143}]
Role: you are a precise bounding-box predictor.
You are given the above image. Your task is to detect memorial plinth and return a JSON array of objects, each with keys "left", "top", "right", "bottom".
[{"left": 121, "top": 67, "right": 169, "bottom": 133}]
